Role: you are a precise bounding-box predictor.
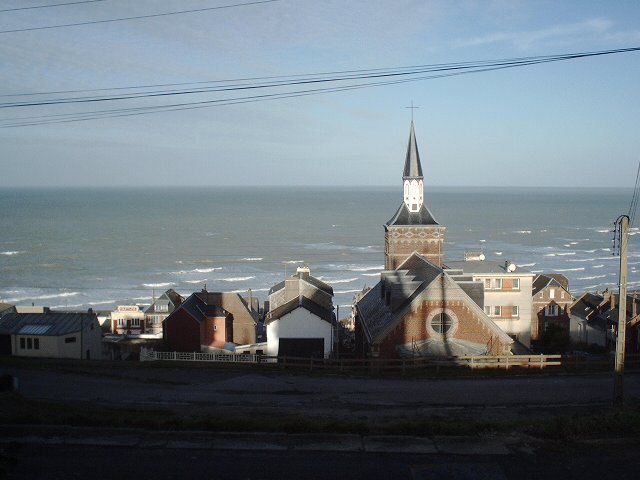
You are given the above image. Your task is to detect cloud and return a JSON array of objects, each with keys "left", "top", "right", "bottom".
[{"left": 453, "top": 17, "right": 615, "bottom": 50}]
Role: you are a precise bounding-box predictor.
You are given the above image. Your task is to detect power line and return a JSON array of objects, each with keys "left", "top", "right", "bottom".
[
  {"left": 0, "top": 0, "right": 282, "bottom": 34},
  {"left": 3, "top": 47, "right": 638, "bottom": 109},
  {"left": 0, "top": 0, "right": 110, "bottom": 13},
  {"left": 0, "top": 50, "right": 634, "bottom": 128}
]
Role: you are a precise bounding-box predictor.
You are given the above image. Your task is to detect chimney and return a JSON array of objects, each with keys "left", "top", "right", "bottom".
[{"left": 88, "top": 308, "right": 93, "bottom": 314}]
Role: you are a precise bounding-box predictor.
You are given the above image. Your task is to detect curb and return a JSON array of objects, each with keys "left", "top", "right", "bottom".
[{"left": 0, "top": 425, "right": 513, "bottom": 455}]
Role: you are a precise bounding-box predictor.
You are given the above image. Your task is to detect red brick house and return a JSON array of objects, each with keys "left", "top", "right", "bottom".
[
  {"left": 355, "top": 253, "right": 513, "bottom": 358},
  {"left": 531, "top": 274, "right": 574, "bottom": 344},
  {"left": 164, "top": 290, "right": 259, "bottom": 352}
]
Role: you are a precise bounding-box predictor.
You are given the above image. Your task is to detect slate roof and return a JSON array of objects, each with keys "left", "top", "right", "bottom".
[
  {"left": 356, "top": 253, "right": 443, "bottom": 343},
  {"left": 268, "top": 271, "right": 333, "bottom": 296},
  {"left": 570, "top": 292, "right": 604, "bottom": 321},
  {"left": 385, "top": 202, "right": 439, "bottom": 227},
  {"left": 169, "top": 290, "right": 258, "bottom": 325},
  {"left": 444, "top": 260, "right": 534, "bottom": 275},
  {"left": 0, "top": 311, "right": 97, "bottom": 336},
  {"left": 403, "top": 121, "right": 423, "bottom": 178},
  {"left": 144, "top": 289, "right": 184, "bottom": 315},
  {"left": 266, "top": 295, "right": 335, "bottom": 325},
  {"left": 532, "top": 274, "right": 570, "bottom": 296}
]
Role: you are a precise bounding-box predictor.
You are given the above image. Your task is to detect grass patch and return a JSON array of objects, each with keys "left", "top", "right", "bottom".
[{"left": 2, "top": 391, "right": 638, "bottom": 439}]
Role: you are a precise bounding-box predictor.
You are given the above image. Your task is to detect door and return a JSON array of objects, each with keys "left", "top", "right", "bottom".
[{"left": 278, "top": 338, "right": 324, "bottom": 358}]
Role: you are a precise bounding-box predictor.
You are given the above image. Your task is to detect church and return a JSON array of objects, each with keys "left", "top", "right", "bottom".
[{"left": 354, "top": 122, "right": 514, "bottom": 358}]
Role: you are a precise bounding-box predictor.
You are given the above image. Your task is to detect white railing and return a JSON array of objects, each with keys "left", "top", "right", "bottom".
[{"left": 140, "top": 347, "right": 268, "bottom": 363}]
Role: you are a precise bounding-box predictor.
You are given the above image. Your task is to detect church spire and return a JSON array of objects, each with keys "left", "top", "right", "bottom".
[
  {"left": 402, "top": 121, "right": 424, "bottom": 212},
  {"left": 403, "top": 121, "right": 423, "bottom": 179}
]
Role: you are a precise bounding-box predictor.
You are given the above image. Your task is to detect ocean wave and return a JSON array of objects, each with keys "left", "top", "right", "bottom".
[
  {"left": 330, "top": 278, "right": 359, "bottom": 284},
  {"left": 283, "top": 260, "right": 304, "bottom": 264},
  {"left": 6, "top": 291, "right": 81, "bottom": 303},
  {"left": 601, "top": 248, "right": 611, "bottom": 252},
  {"left": 220, "top": 276, "right": 255, "bottom": 282},
  {"left": 51, "top": 303, "right": 83, "bottom": 309},
  {"left": 555, "top": 267, "right": 585, "bottom": 272},
  {"left": 173, "top": 267, "right": 222, "bottom": 274},
  {"left": 556, "top": 252, "right": 576, "bottom": 256},
  {"left": 185, "top": 279, "right": 207, "bottom": 284},
  {"left": 334, "top": 289, "right": 362, "bottom": 294},
  {"left": 592, "top": 264, "right": 605, "bottom": 268},
  {"left": 577, "top": 275, "right": 606, "bottom": 280},
  {"left": 597, "top": 229, "right": 611, "bottom": 233},
  {"left": 495, "top": 251, "right": 502, "bottom": 255},
  {"left": 142, "top": 282, "right": 173, "bottom": 288},
  {"left": 516, "top": 230, "right": 532, "bottom": 234},
  {"left": 349, "top": 265, "right": 384, "bottom": 272},
  {"left": 540, "top": 229, "right": 548, "bottom": 232},
  {"left": 517, "top": 263, "right": 536, "bottom": 267},
  {"left": 241, "top": 257, "right": 263, "bottom": 261},
  {"left": 566, "top": 258, "right": 597, "bottom": 262},
  {"left": 479, "top": 239, "right": 486, "bottom": 243},
  {"left": 88, "top": 300, "right": 116, "bottom": 306},
  {"left": 0, "top": 251, "right": 23, "bottom": 256},
  {"left": 132, "top": 296, "right": 152, "bottom": 301},
  {"left": 361, "top": 273, "right": 381, "bottom": 277},
  {"left": 231, "top": 287, "right": 269, "bottom": 293}
]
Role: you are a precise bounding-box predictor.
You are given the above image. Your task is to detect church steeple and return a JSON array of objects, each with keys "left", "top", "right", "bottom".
[
  {"left": 402, "top": 121, "right": 424, "bottom": 212},
  {"left": 403, "top": 121, "right": 423, "bottom": 179}
]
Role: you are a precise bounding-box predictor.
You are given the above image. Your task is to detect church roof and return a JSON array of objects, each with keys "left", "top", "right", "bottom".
[
  {"left": 403, "top": 121, "right": 423, "bottom": 178},
  {"left": 385, "top": 202, "right": 439, "bottom": 227},
  {"left": 356, "top": 253, "right": 513, "bottom": 346}
]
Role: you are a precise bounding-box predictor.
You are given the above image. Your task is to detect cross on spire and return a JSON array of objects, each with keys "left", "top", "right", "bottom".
[{"left": 405, "top": 101, "right": 419, "bottom": 122}]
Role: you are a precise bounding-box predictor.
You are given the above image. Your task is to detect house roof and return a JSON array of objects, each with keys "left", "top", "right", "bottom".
[
  {"left": 144, "top": 288, "right": 184, "bottom": 314},
  {"left": 444, "top": 260, "right": 534, "bottom": 276},
  {"left": 403, "top": 121, "right": 423, "bottom": 178},
  {"left": 266, "top": 295, "right": 335, "bottom": 325},
  {"left": 356, "top": 253, "right": 512, "bottom": 346},
  {"left": 168, "top": 290, "right": 258, "bottom": 326},
  {"left": 268, "top": 271, "right": 333, "bottom": 296},
  {"left": 0, "top": 311, "right": 97, "bottom": 336},
  {"left": 385, "top": 202, "right": 439, "bottom": 227},
  {"left": 570, "top": 292, "right": 604, "bottom": 321},
  {"left": 532, "top": 274, "right": 570, "bottom": 295},
  {"left": 0, "top": 303, "right": 15, "bottom": 316}
]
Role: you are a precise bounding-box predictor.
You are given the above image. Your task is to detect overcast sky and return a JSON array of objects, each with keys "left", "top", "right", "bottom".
[{"left": 1, "top": 0, "right": 639, "bottom": 187}]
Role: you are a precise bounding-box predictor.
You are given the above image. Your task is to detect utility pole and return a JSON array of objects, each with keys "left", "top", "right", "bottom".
[{"left": 614, "top": 215, "right": 629, "bottom": 405}]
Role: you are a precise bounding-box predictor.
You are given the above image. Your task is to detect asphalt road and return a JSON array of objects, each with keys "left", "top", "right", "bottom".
[
  {"left": 3, "top": 443, "right": 640, "bottom": 480},
  {"left": 3, "top": 362, "right": 639, "bottom": 421}
]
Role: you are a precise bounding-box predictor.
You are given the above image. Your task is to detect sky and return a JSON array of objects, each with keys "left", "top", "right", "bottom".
[{"left": 0, "top": 0, "right": 639, "bottom": 187}]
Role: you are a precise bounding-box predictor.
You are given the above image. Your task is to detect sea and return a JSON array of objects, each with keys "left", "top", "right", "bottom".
[{"left": 0, "top": 186, "right": 638, "bottom": 311}]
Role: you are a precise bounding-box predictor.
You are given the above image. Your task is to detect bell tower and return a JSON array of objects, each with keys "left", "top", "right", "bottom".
[{"left": 384, "top": 121, "right": 445, "bottom": 269}]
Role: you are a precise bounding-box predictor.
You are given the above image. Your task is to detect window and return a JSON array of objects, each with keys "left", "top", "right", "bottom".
[
  {"left": 512, "top": 278, "right": 520, "bottom": 290},
  {"left": 560, "top": 291, "right": 565, "bottom": 299},
  {"left": 550, "top": 288, "right": 555, "bottom": 299},
  {"left": 34, "top": 338, "right": 39, "bottom": 349},
  {"left": 27, "top": 338, "right": 33, "bottom": 349},
  {"left": 156, "top": 304, "right": 168, "bottom": 312},
  {"left": 484, "top": 278, "right": 491, "bottom": 289},
  {"left": 494, "top": 306, "right": 502, "bottom": 317},
  {"left": 65, "top": 336, "right": 76, "bottom": 344},
  {"left": 484, "top": 306, "right": 491, "bottom": 315},
  {"left": 512, "top": 305, "right": 519, "bottom": 317},
  {"left": 431, "top": 313, "right": 454, "bottom": 334},
  {"left": 118, "top": 319, "right": 125, "bottom": 326},
  {"left": 132, "top": 318, "right": 140, "bottom": 327},
  {"left": 494, "top": 278, "right": 502, "bottom": 289},
  {"left": 545, "top": 305, "right": 559, "bottom": 316},
  {"left": 20, "top": 338, "right": 25, "bottom": 349},
  {"left": 214, "top": 325, "right": 218, "bottom": 331}
]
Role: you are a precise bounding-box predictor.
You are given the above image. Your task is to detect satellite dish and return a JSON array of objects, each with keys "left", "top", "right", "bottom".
[
  {"left": 479, "top": 253, "right": 486, "bottom": 261},
  {"left": 507, "top": 262, "right": 517, "bottom": 272}
]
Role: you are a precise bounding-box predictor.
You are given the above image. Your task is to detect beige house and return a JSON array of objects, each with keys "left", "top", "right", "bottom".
[{"left": 0, "top": 310, "right": 102, "bottom": 360}]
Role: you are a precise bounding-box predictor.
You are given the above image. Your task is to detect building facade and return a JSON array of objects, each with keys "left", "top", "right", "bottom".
[
  {"left": 384, "top": 122, "right": 445, "bottom": 270},
  {"left": 531, "top": 274, "right": 573, "bottom": 344},
  {"left": 0, "top": 310, "right": 102, "bottom": 360},
  {"left": 110, "top": 305, "right": 146, "bottom": 335},
  {"left": 444, "top": 260, "right": 535, "bottom": 348},
  {"left": 144, "top": 289, "right": 184, "bottom": 335}
]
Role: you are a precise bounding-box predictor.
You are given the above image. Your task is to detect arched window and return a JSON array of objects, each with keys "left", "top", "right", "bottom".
[{"left": 430, "top": 312, "right": 453, "bottom": 334}]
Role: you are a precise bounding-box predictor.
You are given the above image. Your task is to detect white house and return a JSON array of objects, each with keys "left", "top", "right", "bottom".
[
  {"left": 0, "top": 310, "right": 102, "bottom": 360},
  {"left": 266, "top": 296, "right": 335, "bottom": 358}
]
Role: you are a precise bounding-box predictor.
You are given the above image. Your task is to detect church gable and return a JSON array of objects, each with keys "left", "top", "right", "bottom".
[{"left": 374, "top": 272, "right": 513, "bottom": 358}]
